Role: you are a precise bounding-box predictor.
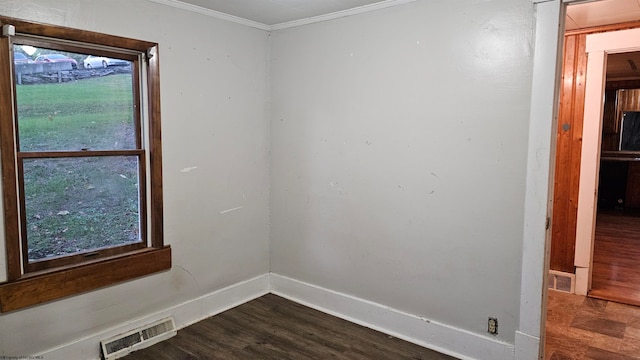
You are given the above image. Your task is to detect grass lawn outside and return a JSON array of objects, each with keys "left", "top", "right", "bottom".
[{"left": 16, "top": 74, "right": 143, "bottom": 261}]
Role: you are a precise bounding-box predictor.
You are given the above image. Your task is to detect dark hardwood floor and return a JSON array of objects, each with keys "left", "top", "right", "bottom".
[
  {"left": 123, "top": 294, "right": 457, "bottom": 360},
  {"left": 590, "top": 211, "right": 640, "bottom": 306}
]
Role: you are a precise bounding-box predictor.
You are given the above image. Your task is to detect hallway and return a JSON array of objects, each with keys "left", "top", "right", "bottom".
[
  {"left": 590, "top": 211, "right": 640, "bottom": 306},
  {"left": 545, "top": 290, "right": 640, "bottom": 359}
]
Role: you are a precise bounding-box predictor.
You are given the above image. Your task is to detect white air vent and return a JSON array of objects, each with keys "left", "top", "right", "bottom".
[
  {"left": 101, "top": 317, "right": 176, "bottom": 360},
  {"left": 548, "top": 270, "right": 575, "bottom": 293}
]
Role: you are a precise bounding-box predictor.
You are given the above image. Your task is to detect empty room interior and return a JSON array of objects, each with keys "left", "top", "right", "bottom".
[{"left": 0, "top": 0, "right": 610, "bottom": 359}]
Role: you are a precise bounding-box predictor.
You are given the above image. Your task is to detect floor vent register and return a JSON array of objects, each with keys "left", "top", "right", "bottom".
[{"left": 100, "top": 317, "right": 176, "bottom": 359}]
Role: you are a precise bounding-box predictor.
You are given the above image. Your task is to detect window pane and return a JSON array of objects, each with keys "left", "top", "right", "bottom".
[
  {"left": 13, "top": 45, "right": 136, "bottom": 152},
  {"left": 23, "top": 156, "right": 142, "bottom": 261}
]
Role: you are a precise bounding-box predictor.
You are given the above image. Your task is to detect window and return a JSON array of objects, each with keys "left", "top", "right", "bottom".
[{"left": 0, "top": 17, "right": 170, "bottom": 312}]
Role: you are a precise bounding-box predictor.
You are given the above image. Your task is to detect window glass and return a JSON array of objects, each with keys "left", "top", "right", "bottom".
[
  {"left": 12, "top": 43, "right": 143, "bottom": 266},
  {"left": 23, "top": 156, "right": 142, "bottom": 262},
  {"left": 14, "top": 45, "right": 136, "bottom": 152}
]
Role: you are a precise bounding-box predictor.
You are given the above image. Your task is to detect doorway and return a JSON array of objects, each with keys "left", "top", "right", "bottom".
[
  {"left": 544, "top": 1, "right": 640, "bottom": 359},
  {"left": 591, "top": 57, "right": 640, "bottom": 305},
  {"left": 575, "top": 28, "right": 640, "bottom": 302},
  {"left": 549, "top": 1, "right": 640, "bottom": 298}
]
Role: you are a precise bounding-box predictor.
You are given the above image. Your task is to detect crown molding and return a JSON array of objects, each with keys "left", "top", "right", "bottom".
[
  {"left": 145, "top": 0, "right": 271, "bottom": 31},
  {"left": 270, "top": 0, "right": 417, "bottom": 30},
  {"left": 146, "top": 0, "right": 417, "bottom": 31}
]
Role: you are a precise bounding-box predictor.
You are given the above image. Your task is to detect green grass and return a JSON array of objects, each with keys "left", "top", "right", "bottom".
[
  {"left": 17, "top": 75, "right": 135, "bottom": 151},
  {"left": 16, "top": 74, "right": 142, "bottom": 260}
]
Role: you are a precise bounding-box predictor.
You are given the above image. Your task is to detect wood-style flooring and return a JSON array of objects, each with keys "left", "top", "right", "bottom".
[
  {"left": 545, "top": 210, "right": 640, "bottom": 359},
  {"left": 590, "top": 211, "right": 640, "bottom": 306},
  {"left": 545, "top": 290, "right": 640, "bottom": 360},
  {"left": 123, "top": 294, "right": 457, "bottom": 360}
]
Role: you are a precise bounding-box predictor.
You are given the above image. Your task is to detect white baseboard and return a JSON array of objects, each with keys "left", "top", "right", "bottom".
[
  {"left": 515, "top": 330, "right": 541, "bottom": 360},
  {"left": 575, "top": 267, "right": 589, "bottom": 296},
  {"left": 36, "top": 273, "right": 520, "bottom": 359},
  {"left": 37, "top": 274, "right": 270, "bottom": 360},
  {"left": 270, "top": 273, "right": 516, "bottom": 360}
]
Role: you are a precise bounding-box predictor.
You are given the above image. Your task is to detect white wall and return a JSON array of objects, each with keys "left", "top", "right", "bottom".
[
  {"left": 0, "top": 0, "right": 549, "bottom": 357},
  {"left": 0, "top": 0, "right": 270, "bottom": 356},
  {"left": 270, "top": 0, "right": 534, "bottom": 345}
]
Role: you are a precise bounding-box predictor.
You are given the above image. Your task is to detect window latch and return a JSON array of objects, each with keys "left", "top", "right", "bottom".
[{"left": 2, "top": 24, "right": 15, "bottom": 37}]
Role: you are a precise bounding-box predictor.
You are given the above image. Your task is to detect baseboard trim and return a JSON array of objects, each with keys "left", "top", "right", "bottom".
[
  {"left": 36, "top": 273, "right": 270, "bottom": 359},
  {"left": 270, "top": 273, "right": 515, "bottom": 360},
  {"left": 36, "top": 273, "right": 519, "bottom": 359},
  {"left": 515, "top": 330, "right": 541, "bottom": 360}
]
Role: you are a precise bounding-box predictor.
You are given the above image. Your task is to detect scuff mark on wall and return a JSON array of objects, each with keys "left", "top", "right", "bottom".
[
  {"left": 220, "top": 206, "right": 244, "bottom": 215},
  {"left": 329, "top": 181, "right": 343, "bottom": 195},
  {"left": 180, "top": 166, "right": 198, "bottom": 173},
  {"left": 173, "top": 264, "right": 201, "bottom": 292}
]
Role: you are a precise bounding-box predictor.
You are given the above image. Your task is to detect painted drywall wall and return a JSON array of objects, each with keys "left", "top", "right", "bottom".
[
  {"left": 270, "top": 0, "right": 534, "bottom": 344},
  {"left": 0, "top": 0, "right": 270, "bottom": 356}
]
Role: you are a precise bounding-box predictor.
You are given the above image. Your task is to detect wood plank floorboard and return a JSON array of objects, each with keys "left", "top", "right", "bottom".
[
  {"left": 123, "top": 294, "right": 457, "bottom": 360},
  {"left": 590, "top": 211, "right": 640, "bottom": 306}
]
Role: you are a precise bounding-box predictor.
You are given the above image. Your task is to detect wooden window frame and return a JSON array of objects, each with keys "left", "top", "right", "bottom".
[
  {"left": 0, "top": 16, "right": 170, "bottom": 312},
  {"left": 13, "top": 36, "right": 147, "bottom": 273}
]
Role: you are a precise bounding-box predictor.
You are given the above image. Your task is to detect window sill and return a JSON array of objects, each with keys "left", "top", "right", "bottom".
[{"left": 0, "top": 246, "right": 171, "bottom": 313}]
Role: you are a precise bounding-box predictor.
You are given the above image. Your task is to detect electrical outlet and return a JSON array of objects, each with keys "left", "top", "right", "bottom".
[{"left": 488, "top": 317, "right": 498, "bottom": 335}]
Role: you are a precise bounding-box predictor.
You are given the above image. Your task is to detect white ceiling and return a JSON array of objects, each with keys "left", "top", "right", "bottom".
[
  {"left": 176, "top": 0, "right": 388, "bottom": 26},
  {"left": 566, "top": 0, "right": 640, "bottom": 30},
  {"left": 607, "top": 52, "right": 640, "bottom": 79},
  {"left": 565, "top": 0, "right": 640, "bottom": 80}
]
